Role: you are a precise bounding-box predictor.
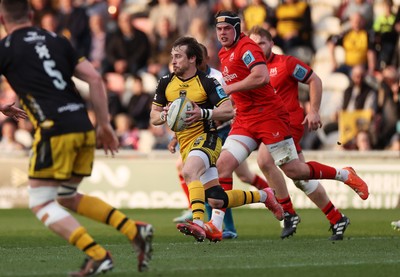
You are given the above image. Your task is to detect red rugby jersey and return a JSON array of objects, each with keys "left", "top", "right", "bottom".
[
  {"left": 218, "top": 33, "right": 286, "bottom": 119},
  {"left": 267, "top": 53, "right": 313, "bottom": 126}
]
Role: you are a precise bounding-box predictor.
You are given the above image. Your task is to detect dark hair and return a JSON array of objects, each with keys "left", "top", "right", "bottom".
[
  {"left": 198, "top": 43, "right": 208, "bottom": 58},
  {"left": 172, "top": 36, "right": 203, "bottom": 66},
  {"left": 214, "top": 10, "right": 241, "bottom": 43},
  {"left": 1, "top": 0, "right": 31, "bottom": 24},
  {"left": 247, "top": 26, "right": 273, "bottom": 42}
]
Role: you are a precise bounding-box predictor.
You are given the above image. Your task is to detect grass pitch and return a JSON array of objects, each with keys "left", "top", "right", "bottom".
[{"left": 0, "top": 208, "right": 399, "bottom": 277}]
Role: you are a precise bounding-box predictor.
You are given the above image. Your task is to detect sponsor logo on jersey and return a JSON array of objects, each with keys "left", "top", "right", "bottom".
[
  {"left": 193, "top": 136, "right": 204, "bottom": 147},
  {"left": 292, "top": 64, "right": 308, "bottom": 81},
  {"left": 58, "top": 103, "right": 85, "bottom": 113},
  {"left": 179, "top": 90, "right": 187, "bottom": 97},
  {"left": 222, "top": 66, "right": 237, "bottom": 82},
  {"left": 242, "top": 50, "right": 255, "bottom": 67},
  {"left": 216, "top": 85, "right": 227, "bottom": 98},
  {"left": 269, "top": 67, "right": 277, "bottom": 77},
  {"left": 272, "top": 131, "right": 280, "bottom": 138},
  {"left": 24, "top": 31, "right": 46, "bottom": 43}
]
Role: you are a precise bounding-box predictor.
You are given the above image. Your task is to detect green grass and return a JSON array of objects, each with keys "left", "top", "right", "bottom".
[{"left": 0, "top": 208, "right": 399, "bottom": 277}]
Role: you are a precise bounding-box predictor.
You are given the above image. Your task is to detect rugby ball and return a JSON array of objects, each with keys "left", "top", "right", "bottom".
[{"left": 167, "top": 97, "right": 193, "bottom": 132}]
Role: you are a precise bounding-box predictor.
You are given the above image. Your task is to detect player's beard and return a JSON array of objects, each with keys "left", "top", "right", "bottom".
[{"left": 174, "top": 64, "right": 189, "bottom": 77}]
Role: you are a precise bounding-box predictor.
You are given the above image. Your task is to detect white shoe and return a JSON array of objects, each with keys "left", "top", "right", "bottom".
[
  {"left": 391, "top": 220, "right": 400, "bottom": 230},
  {"left": 173, "top": 209, "right": 192, "bottom": 223}
]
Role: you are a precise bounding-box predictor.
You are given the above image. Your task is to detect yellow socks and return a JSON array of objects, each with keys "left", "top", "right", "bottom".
[
  {"left": 77, "top": 195, "right": 137, "bottom": 240},
  {"left": 225, "top": 190, "right": 261, "bottom": 208},
  {"left": 187, "top": 180, "right": 205, "bottom": 221},
  {"left": 69, "top": 226, "right": 106, "bottom": 261}
]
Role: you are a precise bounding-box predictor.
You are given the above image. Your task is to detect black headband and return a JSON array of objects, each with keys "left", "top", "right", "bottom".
[{"left": 215, "top": 15, "right": 241, "bottom": 43}]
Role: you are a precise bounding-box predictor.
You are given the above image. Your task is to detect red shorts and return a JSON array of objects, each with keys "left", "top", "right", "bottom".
[
  {"left": 230, "top": 111, "right": 292, "bottom": 145},
  {"left": 290, "top": 123, "right": 305, "bottom": 153}
]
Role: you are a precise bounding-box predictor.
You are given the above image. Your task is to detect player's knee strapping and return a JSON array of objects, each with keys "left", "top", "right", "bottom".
[
  {"left": 57, "top": 182, "right": 79, "bottom": 198},
  {"left": 222, "top": 138, "right": 250, "bottom": 164},
  {"left": 205, "top": 186, "right": 228, "bottom": 208},
  {"left": 29, "top": 186, "right": 70, "bottom": 226},
  {"left": 293, "top": 179, "right": 319, "bottom": 195}
]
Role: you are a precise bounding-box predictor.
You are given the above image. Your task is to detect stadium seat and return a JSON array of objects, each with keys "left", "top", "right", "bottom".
[
  {"left": 264, "top": 0, "right": 280, "bottom": 8},
  {"left": 319, "top": 72, "right": 349, "bottom": 123},
  {"left": 313, "top": 16, "right": 341, "bottom": 51},
  {"left": 272, "top": 45, "right": 284, "bottom": 55},
  {"left": 311, "top": 4, "right": 335, "bottom": 24}
]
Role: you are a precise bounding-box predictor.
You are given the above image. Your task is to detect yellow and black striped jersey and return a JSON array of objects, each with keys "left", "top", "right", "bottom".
[
  {"left": 0, "top": 27, "right": 93, "bottom": 138},
  {"left": 153, "top": 70, "right": 229, "bottom": 151}
]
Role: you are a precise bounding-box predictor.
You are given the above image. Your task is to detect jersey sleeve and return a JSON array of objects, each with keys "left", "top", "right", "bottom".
[
  {"left": 202, "top": 75, "right": 229, "bottom": 107},
  {"left": 240, "top": 40, "right": 266, "bottom": 71},
  {"left": 286, "top": 56, "right": 313, "bottom": 83},
  {"left": 152, "top": 74, "right": 171, "bottom": 107}
]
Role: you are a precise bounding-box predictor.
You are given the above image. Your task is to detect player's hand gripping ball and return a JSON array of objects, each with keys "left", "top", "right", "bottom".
[{"left": 167, "top": 97, "right": 193, "bottom": 132}]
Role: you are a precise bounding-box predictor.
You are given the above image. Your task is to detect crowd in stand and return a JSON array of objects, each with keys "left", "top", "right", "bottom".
[{"left": 0, "top": 0, "right": 399, "bottom": 153}]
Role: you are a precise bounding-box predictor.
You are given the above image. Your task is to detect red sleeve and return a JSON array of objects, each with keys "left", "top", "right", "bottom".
[{"left": 285, "top": 56, "right": 313, "bottom": 83}]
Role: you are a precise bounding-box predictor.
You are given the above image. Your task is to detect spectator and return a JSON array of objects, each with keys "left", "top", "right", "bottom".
[
  {"left": 273, "top": 0, "right": 314, "bottom": 54},
  {"left": 57, "top": 0, "right": 91, "bottom": 58},
  {"left": 102, "top": 72, "right": 125, "bottom": 125},
  {"left": 176, "top": 0, "right": 209, "bottom": 36},
  {"left": 335, "top": 65, "right": 377, "bottom": 149},
  {"left": 186, "top": 17, "right": 220, "bottom": 69},
  {"left": 354, "top": 130, "right": 373, "bottom": 151},
  {"left": 147, "top": 16, "right": 179, "bottom": 79},
  {"left": 88, "top": 13, "right": 107, "bottom": 72},
  {"left": 148, "top": 0, "right": 179, "bottom": 34},
  {"left": 242, "top": 0, "right": 274, "bottom": 32},
  {"left": 373, "top": 0, "right": 399, "bottom": 71},
  {"left": 212, "top": 0, "right": 241, "bottom": 15},
  {"left": 40, "top": 11, "right": 60, "bottom": 34},
  {"left": 104, "top": 11, "right": 151, "bottom": 75},
  {"left": 0, "top": 118, "right": 24, "bottom": 152},
  {"left": 342, "top": 65, "right": 377, "bottom": 113},
  {"left": 30, "top": 0, "right": 56, "bottom": 27},
  {"left": 114, "top": 113, "right": 140, "bottom": 149},
  {"left": 328, "top": 12, "right": 376, "bottom": 77},
  {"left": 125, "top": 75, "right": 153, "bottom": 130},
  {"left": 374, "top": 66, "right": 400, "bottom": 149},
  {"left": 338, "top": 0, "right": 374, "bottom": 32}
]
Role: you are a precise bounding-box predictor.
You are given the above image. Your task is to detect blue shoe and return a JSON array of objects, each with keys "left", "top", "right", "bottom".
[
  {"left": 222, "top": 230, "right": 238, "bottom": 239},
  {"left": 173, "top": 209, "right": 192, "bottom": 223}
]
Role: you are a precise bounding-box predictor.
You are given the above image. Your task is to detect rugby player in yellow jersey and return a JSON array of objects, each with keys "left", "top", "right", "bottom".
[
  {"left": 0, "top": 0, "right": 153, "bottom": 275},
  {"left": 151, "top": 36, "right": 284, "bottom": 242}
]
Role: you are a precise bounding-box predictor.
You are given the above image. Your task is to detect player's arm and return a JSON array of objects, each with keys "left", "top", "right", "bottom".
[
  {"left": 223, "top": 63, "right": 269, "bottom": 95},
  {"left": 150, "top": 104, "right": 168, "bottom": 126},
  {"left": 0, "top": 102, "right": 27, "bottom": 121},
  {"left": 73, "top": 59, "right": 119, "bottom": 155},
  {"left": 186, "top": 99, "right": 234, "bottom": 126},
  {"left": 302, "top": 72, "right": 323, "bottom": 131},
  {"left": 150, "top": 76, "right": 170, "bottom": 126}
]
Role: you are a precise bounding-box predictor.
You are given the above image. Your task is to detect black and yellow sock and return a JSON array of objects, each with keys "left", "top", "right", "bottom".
[
  {"left": 187, "top": 180, "right": 205, "bottom": 221},
  {"left": 69, "top": 226, "right": 107, "bottom": 260},
  {"left": 77, "top": 195, "right": 137, "bottom": 240},
  {"left": 225, "top": 190, "right": 261, "bottom": 208}
]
